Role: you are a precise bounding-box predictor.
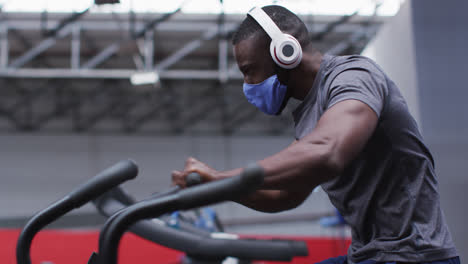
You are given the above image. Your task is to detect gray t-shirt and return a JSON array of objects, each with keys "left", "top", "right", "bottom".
[{"left": 292, "top": 54, "right": 457, "bottom": 263}]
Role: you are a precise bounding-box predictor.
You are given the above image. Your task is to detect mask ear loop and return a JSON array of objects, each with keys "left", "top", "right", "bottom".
[
  {"left": 275, "top": 84, "right": 292, "bottom": 116},
  {"left": 272, "top": 64, "right": 292, "bottom": 116},
  {"left": 273, "top": 61, "right": 289, "bottom": 88}
]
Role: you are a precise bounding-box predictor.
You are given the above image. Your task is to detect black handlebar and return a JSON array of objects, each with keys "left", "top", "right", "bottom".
[
  {"left": 93, "top": 185, "right": 308, "bottom": 262},
  {"left": 68, "top": 160, "right": 138, "bottom": 208},
  {"left": 16, "top": 159, "right": 138, "bottom": 264},
  {"left": 97, "top": 164, "right": 265, "bottom": 264},
  {"left": 177, "top": 165, "right": 263, "bottom": 209}
]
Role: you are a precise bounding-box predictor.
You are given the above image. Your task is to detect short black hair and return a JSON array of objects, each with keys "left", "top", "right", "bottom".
[{"left": 232, "top": 5, "right": 310, "bottom": 47}]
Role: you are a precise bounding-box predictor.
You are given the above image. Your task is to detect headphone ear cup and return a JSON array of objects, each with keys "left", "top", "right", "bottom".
[{"left": 269, "top": 35, "right": 302, "bottom": 69}]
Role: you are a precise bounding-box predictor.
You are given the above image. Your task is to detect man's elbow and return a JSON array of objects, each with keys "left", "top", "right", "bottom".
[
  {"left": 324, "top": 151, "right": 345, "bottom": 179},
  {"left": 306, "top": 142, "right": 344, "bottom": 183}
]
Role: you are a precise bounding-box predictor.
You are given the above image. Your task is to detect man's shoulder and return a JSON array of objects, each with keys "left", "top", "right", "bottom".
[
  {"left": 322, "top": 55, "right": 388, "bottom": 90},
  {"left": 329, "top": 54, "right": 383, "bottom": 74}
]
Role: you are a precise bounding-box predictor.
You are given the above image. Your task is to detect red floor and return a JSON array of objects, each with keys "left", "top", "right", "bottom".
[{"left": 1, "top": 229, "right": 350, "bottom": 264}]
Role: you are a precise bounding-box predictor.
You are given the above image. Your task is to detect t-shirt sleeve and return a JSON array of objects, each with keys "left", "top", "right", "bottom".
[{"left": 326, "top": 65, "right": 387, "bottom": 117}]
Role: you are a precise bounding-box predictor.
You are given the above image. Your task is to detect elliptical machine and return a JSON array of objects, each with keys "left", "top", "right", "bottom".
[
  {"left": 15, "top": 160, "right": 308, "bottom": 264},
  {"left": 91, "top": 164, "right": 308, "bottom": 264}
]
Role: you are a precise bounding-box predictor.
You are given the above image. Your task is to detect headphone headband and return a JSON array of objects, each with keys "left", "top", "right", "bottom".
[
  {"left": 247, "top": 7, "right": 302, "bottom": 69},
  {"left": 248, "top": 7, "right": 286, "bottom": 43}
]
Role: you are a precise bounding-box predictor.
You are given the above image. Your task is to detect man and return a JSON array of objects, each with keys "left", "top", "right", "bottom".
[{"left": 172, "top": 5, "right": 459, "bottom": 264}]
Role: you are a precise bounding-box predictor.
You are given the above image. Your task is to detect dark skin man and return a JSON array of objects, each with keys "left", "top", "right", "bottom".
[{"left": 170, "top": 5, "right": 461, "bottom": 263}]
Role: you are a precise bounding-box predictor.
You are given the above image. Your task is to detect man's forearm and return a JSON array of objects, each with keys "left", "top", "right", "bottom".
[
  {"left": 234, "top": 189, "right": 311, "bottom": 213},
  {"left": 217, "top": 142, "right": 334, "bottom": 189},
  {"left": 214, "top": 140, "right": 335, "bottom": 212},
  {"left": 215, "top": 168, "right": 311, "bottom": 212}
]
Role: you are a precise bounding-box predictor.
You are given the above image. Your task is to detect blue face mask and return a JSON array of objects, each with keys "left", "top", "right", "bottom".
[{"left": 243, "top": 75, "right": 288, "bottom": 115}]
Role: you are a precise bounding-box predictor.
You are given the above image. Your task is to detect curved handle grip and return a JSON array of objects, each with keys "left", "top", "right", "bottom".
[{"left": 68, "top": 159, "right": 138, "bottom": 208}]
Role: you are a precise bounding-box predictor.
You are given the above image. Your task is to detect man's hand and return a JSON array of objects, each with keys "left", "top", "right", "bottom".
[{"left": 171, "top": 157, "right": 219, "bottom": 188}]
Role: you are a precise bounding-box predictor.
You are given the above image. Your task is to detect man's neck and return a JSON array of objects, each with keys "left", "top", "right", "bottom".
[{"left": 291, "top": 49, "right": 323, "bottom": 100}]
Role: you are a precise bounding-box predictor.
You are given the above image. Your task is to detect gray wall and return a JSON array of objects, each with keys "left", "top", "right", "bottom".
[
  {"left": 411, "top": 0, "right": 468, "bottom": 260},
  {"left": 362, "top": 0, "right": 420, "bottom": 123}
]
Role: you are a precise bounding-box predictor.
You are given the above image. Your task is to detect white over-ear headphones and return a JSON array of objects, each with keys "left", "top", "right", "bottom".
[{"left": 247, "top": 7, "right": 303, "bottom": 69}]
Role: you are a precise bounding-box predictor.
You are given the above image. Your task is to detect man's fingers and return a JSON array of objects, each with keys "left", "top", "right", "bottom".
[
  {"left": 171, "top": 170, "right": 185, "bottom": 187},
  {"left": 184, "top": 157, "right": 199, "bottom": 171},
  {"left": 171, "top": 170, "right": 182, "bottom": 178},
  {"left": 177, "top": 157, "right": 216, "bottom": 186}
]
